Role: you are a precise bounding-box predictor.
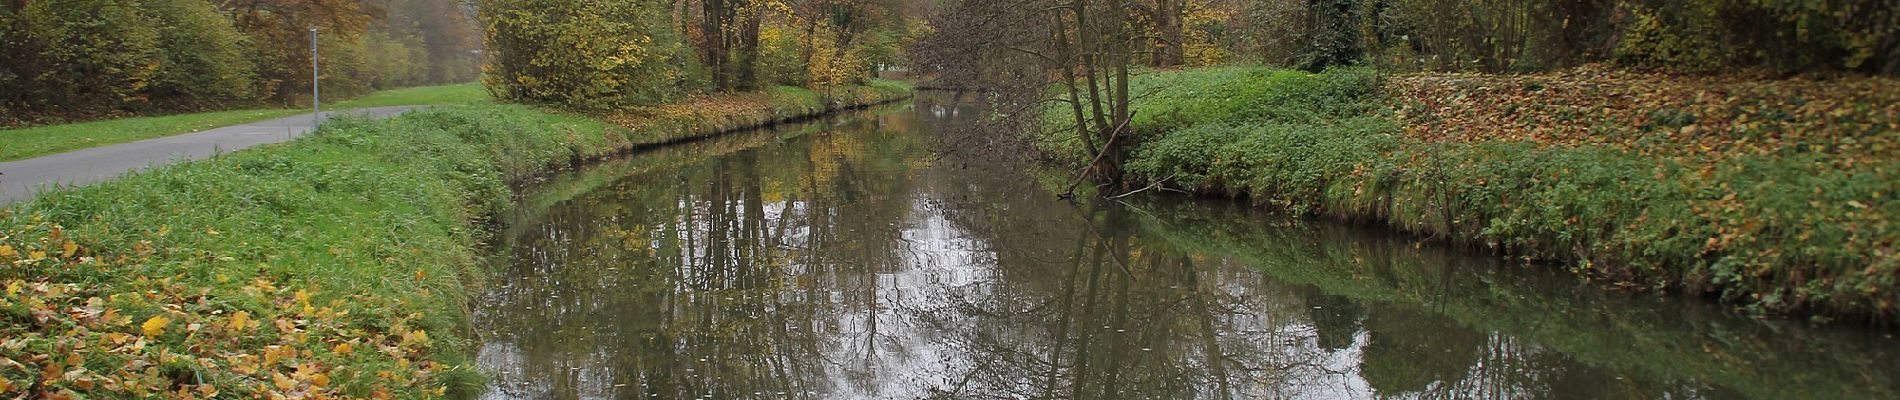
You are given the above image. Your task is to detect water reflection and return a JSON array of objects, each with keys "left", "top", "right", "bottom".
[{"left": 475, "top": 96, "right": 1900, "bottom": 399}]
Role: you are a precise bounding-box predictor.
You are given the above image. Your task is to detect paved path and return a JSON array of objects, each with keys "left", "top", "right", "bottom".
[{"left": 0, "top": 106, "right": 422, "bottom": 204}]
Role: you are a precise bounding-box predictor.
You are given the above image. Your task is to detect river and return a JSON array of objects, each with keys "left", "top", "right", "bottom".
[{"left": 472, "top": 94, "right": 1899, "bottom": 399}]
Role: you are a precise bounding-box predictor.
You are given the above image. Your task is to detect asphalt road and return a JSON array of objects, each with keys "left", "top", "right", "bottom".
[{"left": 0, "top": 106, "right": 421, "bottom": 205}]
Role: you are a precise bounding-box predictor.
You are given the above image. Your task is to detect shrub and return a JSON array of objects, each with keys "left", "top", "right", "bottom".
[
  {"left": 480, "top": 0, "right": 699, "bottom": 110},
  {"left": 140, "top": 0, "right": 257, "bottom": 110},
  {"left": 0, "top": 0, "right": 161, "bottom": 119}
]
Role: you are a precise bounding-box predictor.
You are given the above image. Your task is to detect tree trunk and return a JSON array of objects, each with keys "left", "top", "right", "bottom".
[
  {"left": 701, "top": 0, "right": 729, "bottom": 89},
  {"left": 737, "top": 5, "right": 761, "bottom": 90}
]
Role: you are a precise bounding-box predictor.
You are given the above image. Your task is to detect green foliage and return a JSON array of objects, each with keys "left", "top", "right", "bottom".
[
  {"left": 480, "top": 0, "right": 698, "bottom": 109},
  {"left": 361, "top": 29, "right": 430, "bottom": 90},
  {"left": 0, "top": 0, "right": 162, "bottom": 120},
  {"left": 1298, "top": 0, "right": 1364, "bottom": 71},
  {"left": 1614, "top": 3, "right": 1732, "bottom": 72},
  {"left": 1128, "top": 117, "right": 1396, "bottom": 212},
  {"left": 1116, "top": 67, "right": 1397, "bottom": 213},
  {"left": 1122, "top": 66, "right": 1382, "bottom": 132},
  {"left": 140, "top": 0, "right": 256, "bottom": 110},
  {"left": 1615, "top": 0, "right": 1900, "bottom": 74},
  {"left": 757, "top": 24, "right": 811, "bottom": 86},
  {"left": 311, "top": 31, "right": 380, "bottom": 100}
]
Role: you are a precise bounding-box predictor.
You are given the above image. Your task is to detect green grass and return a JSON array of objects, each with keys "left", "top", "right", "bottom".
[
  {"left": 1046, "top": 66, "right": 1897, "bottom": 320},
  {"left": 327, "top": 83, "right": 489, "bottom": 109},
  {"left": 0, "top": 84, "right": 910, "bottom": 397},
  {"left": 0, "top": 83, "right": 488, "bottom": 162}
]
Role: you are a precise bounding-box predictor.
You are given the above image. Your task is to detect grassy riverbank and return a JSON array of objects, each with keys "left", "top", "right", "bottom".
[
  {"left": 0, "top": 81, "right": 910, "bottom": 397},
  {"left": 1044, "top": 66, "right": 1896, "bottom": 320}
]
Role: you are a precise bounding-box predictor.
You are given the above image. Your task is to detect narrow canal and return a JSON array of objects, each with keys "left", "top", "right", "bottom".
[{"left": 473, "top": 95, "right": 1899, "bottom": 399}]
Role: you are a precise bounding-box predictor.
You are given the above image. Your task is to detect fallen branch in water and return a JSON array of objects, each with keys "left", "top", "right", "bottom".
[
  {"left": 1107, "top": 173, "right": 1180, "bottom": 200},
  {"left": 1060, "top": 111, "right": 1137, "bottom": 200}
]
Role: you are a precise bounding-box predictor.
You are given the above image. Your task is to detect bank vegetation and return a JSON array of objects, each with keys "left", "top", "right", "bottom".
[{"left": 0, "top": 82, "right": 910, "bottom": 397}]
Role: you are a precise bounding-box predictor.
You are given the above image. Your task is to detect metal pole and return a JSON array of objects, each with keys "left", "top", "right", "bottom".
[{"left": 310, "top": 27, "right": 320, "bottom": 129}]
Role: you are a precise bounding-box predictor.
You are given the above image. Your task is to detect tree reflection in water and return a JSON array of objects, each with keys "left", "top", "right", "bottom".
[{"left": 474, "top": 95, "right": 1900, "bottom": 400}]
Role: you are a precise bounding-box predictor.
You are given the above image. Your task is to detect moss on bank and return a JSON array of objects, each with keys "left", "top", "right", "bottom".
[
  {"left": 0, "top": 81, "right": 910, "bottom": 397},
  {"left": 1042, "top": 66, "right": 1895, "bottom": 321}
]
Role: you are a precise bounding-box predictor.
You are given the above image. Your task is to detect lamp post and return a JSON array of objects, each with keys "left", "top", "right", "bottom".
[{"left": 311, "top": 27, "right": 320, "bottom": 128}]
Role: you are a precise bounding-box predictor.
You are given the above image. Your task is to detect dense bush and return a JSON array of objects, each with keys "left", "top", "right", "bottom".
[
  {"left": 140, "top": 0, "right": 256, "bottom": 110},
  {"left": 480, "top": 0, "right": 697, "bottom": 109},
  {"left": 0, "top": 0, "right": 163, "bottom": 122},
  {"left": 1614, "top": 0, "right": 1900, "bottom": 74}
]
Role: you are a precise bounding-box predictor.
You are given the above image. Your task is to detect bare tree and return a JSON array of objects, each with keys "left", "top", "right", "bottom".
[{"left": 910, "top": 0, "right": 1157, "bottom": 194}]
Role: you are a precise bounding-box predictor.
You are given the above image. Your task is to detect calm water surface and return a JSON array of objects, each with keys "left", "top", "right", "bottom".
[{"left": 474, "top": 96, "right": 1899, "bottom": 399}]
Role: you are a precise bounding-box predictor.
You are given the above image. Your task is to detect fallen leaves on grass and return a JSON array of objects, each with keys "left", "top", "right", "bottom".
[
  {"left": 0, "top": 220, "right": 452, "bottom": 399},
  {"left": 1389, "top": 64, "right": 1900, "bottom": 168}
]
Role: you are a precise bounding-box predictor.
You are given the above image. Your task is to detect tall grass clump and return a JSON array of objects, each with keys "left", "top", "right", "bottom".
[{"left": 0, "top": 83, "right": 910, "bottom": 397}]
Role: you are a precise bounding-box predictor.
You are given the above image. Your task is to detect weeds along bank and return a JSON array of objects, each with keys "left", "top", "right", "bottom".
[
  {"left": 0, "top": 82, "right": 910, "bottom": 397},
  {"left": 1040, "top": 66, "right": 1897, "bottom": 321}
]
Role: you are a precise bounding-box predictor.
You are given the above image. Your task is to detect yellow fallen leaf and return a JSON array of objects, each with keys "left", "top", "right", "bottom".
[
  {"left": 230, "top": 311, "right": 254, "bottom": 332},
  {"left": 272, "top": 372, "right": 296, "bottom": 390},
  {"left": 61, "top": 241, "right": 76, "bottom": 257},
  {"left": 333, "top": 343, "right": 353, "bottom": 355},
  {"left": 294, "top": 289, "right": 310, "bottom": 304},
  {"left": 0, "top": 245, "right": 15, "bottom": 258},
  {"left": 4, "top": 280, "right": 20, "bottom": 296},
  {"left": 311, "top": 373, "right": 330, "bottom": 387},
  {"left": 141, "top": 316, "right": 169, "bottom": 336}
]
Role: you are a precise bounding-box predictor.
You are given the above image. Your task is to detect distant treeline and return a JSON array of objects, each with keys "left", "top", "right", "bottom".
[
  {"left": 480, "top": 0, "right": 918, "bottom": 110},
  {"left": 944, "top": 0, "right": 1898, "bottom": 75},
  {"left": 0, "top": 0, "right": 482, "bottom": 126},
  {"left": 1230, "top": 0, "right": 1900, "bottom": 75}
]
